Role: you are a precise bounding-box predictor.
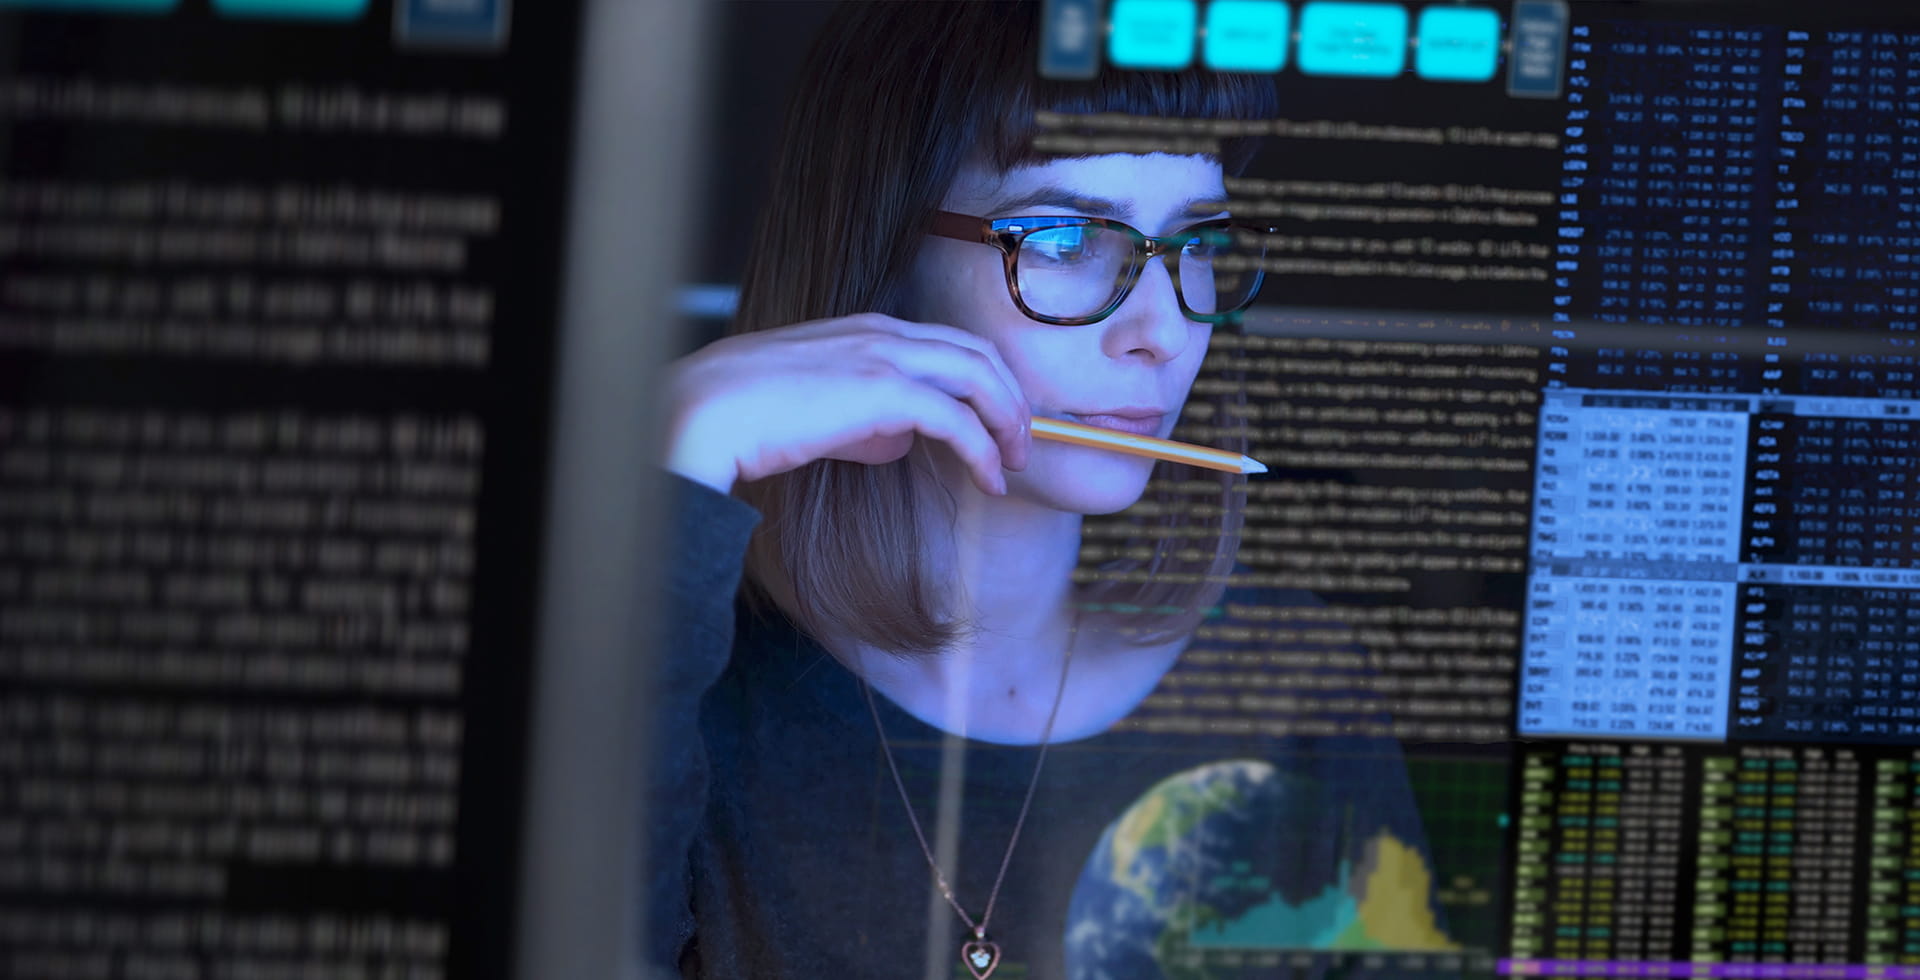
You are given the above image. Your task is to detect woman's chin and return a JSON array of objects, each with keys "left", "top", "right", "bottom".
[{"left": 1010, "top": 446, "right": 1158, "bottom": 515}]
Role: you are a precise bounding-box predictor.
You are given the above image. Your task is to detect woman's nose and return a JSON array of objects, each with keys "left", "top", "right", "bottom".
[{"left": 1104, "top": 254, "right": 1192, "bottom": 362}]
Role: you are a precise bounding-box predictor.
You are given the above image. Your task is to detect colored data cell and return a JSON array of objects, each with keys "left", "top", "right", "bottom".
[
  {"left": 1203, "top": 0, "right": 1289, "bottom": 72},
  {"left": 1415, "top": 6, "right": 1499, "bottom": 82},
  {"left": 397, "top": 0, "right": 509, "bottom": 48},
  {"left": 1297, "top": 1, "right": 1408, "bottom": 77},
  {"left": 211, "top": 0, "right": 366, "bottom": 20},
  {"left": 1108, "top": 0, "right": 1197, "bottom": 70},
  {"left": 1039, "top": 0, "right": 1103, "bottom": 79},
  {"left": 1507, "top": 0, "right": 1570, "bottom": 98},
  {"left": 0, "top": 0, "right": 173, "bottom": 10}
]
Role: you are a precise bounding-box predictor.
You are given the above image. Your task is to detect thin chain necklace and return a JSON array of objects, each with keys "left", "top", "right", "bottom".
[{"left": 859, "top": 614, "right": 1079, "bottom": 980}]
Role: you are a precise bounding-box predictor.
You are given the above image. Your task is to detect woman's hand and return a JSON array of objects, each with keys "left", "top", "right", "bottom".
[{"left": 663, "top": 314, "right": 1033, "bottom": 496}]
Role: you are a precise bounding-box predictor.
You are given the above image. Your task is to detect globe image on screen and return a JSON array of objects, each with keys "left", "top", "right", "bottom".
[{"left": 1064, "top": 759, "right": 1457, "bottom": 979}]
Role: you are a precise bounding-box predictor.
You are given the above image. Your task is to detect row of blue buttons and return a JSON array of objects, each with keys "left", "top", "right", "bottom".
[{"left": 1060, "top": 0, "right": 1503, "bottom": 81}]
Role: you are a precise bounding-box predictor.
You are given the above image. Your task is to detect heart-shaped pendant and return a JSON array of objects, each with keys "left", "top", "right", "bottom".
[{"left": 960, "top": 939, "right": 1001, "bottom": 980}]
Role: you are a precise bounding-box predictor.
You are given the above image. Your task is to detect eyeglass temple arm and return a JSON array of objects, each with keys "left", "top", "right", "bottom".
[{"left": 927, "top": 209, "right": 991, "bottom": 244}]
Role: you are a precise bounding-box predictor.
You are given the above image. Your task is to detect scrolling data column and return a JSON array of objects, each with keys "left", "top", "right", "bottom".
[
  {"left": 1866, "top": 753, "right": 1920, "bottom": 967},
  {"left": 1690, "top": 748, "right": 1861, "bottom": 966},
  {"left": 1507, "top": 743, "right": 1687, "bottom": 968},
  {"left": 1522, "top": 391, "right": 1749, "bottom": 739},
  {"left": 1735, "top": 401, "right": 1920, "bottom": 743}
]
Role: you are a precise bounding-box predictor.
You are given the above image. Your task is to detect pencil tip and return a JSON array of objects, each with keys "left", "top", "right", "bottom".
[{"left": 1245, "top": 459, "right": 1267, "bottom": 475}]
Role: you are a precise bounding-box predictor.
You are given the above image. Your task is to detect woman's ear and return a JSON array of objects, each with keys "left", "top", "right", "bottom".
[
  {"left": 889, "top": 227, "right": 944, "bottom": 323},
  {"left": 893, "top": 247, "right": 922, "bottom": 319}
]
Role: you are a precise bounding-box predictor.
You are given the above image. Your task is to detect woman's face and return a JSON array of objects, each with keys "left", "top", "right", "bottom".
[{"left": 907, "top": 152, "right": 1227, "bottom": 515}]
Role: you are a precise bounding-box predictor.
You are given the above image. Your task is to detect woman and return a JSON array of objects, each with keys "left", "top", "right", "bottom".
[{"left": 650, "top": 3, "right": 1435, "bottom": 977}]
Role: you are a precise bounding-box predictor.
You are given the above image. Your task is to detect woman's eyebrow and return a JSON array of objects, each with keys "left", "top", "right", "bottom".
[
  {"left": 986, "top": 187, "right": 1232, "bottom": 221},
  {"left": 987, "top": 185, "right": 1123, "bottom": 216},
  {"left": 1176, "top": 195, "right": 1232, "bottom": 219}
]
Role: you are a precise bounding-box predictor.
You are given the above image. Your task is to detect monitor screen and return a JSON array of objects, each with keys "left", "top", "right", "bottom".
[{"left": 0, "top": 1, "right": 607, "bottom": 977}]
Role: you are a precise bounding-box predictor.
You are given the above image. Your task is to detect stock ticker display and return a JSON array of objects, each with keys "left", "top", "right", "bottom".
[
  {"left": 1500, "top": 7, "right": 1920, "bottom": 975},
  {"left": 1502, "top": 5, "right": 1920, "bottom": 977}
]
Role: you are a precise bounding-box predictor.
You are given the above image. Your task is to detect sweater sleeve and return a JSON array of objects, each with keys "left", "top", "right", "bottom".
[{"left": 641, "top": 471, "right": 762, "bottom": 973}]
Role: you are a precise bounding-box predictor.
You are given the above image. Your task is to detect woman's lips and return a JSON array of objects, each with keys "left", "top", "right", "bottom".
[{"left": 1064, "top": 412, "right": 1167, "bottom": 437}]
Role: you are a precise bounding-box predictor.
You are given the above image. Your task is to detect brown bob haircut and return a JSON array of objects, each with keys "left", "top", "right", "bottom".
[{"left": 731, "top": 0, "right": 1275, "bottom": 658}]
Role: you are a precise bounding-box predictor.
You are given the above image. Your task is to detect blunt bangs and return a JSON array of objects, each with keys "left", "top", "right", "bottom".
[
  {"left": 928, "top": 2, "right": 1280, "bottom": 179},
  {"left": 988, "top": 68, "right": 1279, "bottom": 178}
]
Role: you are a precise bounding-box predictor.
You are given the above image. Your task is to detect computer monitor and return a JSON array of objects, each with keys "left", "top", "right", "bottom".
[{"left": 0, "top": 1, "right": 704, "bottom": 977}]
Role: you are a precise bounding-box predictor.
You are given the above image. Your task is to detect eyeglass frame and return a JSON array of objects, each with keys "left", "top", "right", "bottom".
[{"left": 926, "top": 209, "right": 1272, "bottom": 326}]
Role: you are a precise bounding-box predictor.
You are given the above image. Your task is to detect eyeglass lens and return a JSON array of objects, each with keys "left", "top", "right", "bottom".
[{"left": 1013, "top": 223, "right": 1260, "bottom": 321}]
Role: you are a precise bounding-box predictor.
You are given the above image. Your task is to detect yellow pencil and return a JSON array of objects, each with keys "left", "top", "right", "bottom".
[{"left": 1030, "top": 417, "right": 1267, "bottom": 475}]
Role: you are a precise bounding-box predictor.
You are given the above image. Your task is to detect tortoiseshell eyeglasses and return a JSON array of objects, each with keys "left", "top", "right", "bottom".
[{"left": 927, "top": 210, "right": 1271, "bottom": 326}]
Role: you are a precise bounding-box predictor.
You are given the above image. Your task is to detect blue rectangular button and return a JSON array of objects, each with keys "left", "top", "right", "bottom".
[
  {"left": 1108, "top": 0, "right": 1197, "bottom": 70},
  {"left": 1508, "top": 0, "right": 1569, "bottom": 98},
  {"left": 397, "top": 0, "right": 509, "bottom": 48},
  {"left": 1039, "top": 0, "right": 1102, "bottom": 79},
  {"left": 1204, "top": 0, "right": 1289, "bottom": 73},
  {"left": 1416, "top": 6, "right": 1498, "bottom": 82},
  {"left": 212, "top": 0, "right": 366, "bottom": 18},
  {"left": 1298, "top": 2, "right": 1408, "bottom": 77}
]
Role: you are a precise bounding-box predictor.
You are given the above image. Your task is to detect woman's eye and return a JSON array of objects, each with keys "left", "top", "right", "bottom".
[
  {"left": 1027, "top": 227, "right": 1089, "bottom": 263},
  {"left": 1182, "top": 235, "right": 1222, "bottom": 258},
  {"left": 1182, "top": 225, "right": 1234, "bottom": 258}
]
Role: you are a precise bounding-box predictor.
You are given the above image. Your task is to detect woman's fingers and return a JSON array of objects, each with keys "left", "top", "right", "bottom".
[
  {"left": 883, "top": 318, "right": 1029, "bottom": 411},
  {"left": 662, "top": 313, "right": 1034, "bottom": 494},
  {"left": 861, "top": 333, "right": 1031, "bottom": 472},
  {"left": 886, "top": 381, "right": 1010, "bottom": 495}
]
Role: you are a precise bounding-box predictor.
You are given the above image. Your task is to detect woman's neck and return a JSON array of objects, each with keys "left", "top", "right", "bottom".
[{"left": 844, "top": 456, "right": 1088, "bottom": 743}]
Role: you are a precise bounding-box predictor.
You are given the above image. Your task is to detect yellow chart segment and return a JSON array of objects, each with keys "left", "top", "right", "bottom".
[{"left": 1339, "top": 831, "right": 1462, "bottom": 952}]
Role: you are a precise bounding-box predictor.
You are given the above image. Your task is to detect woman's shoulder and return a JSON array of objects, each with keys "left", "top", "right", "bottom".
[{"left": 666, "top": 468, "right": 761, "bottom": 536}]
